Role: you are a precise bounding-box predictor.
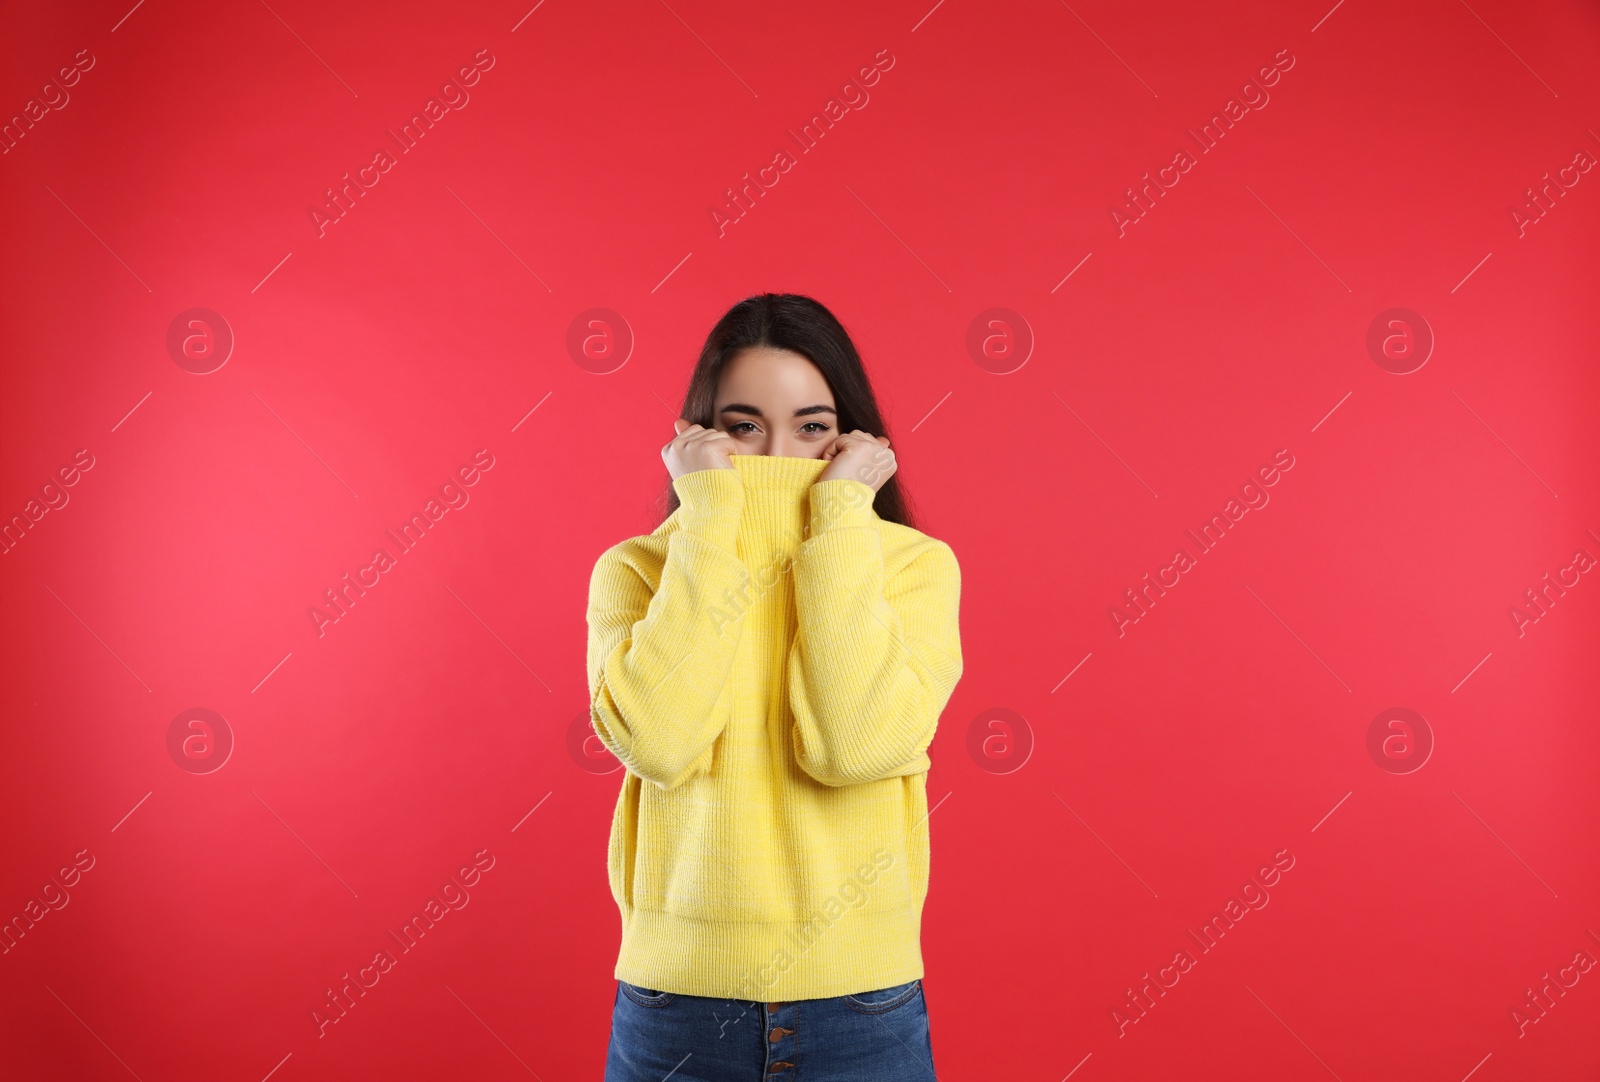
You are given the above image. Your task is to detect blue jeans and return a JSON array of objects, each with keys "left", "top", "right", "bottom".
[{"left": 604, "top": 978, "right": 937, "bottom": 1081}]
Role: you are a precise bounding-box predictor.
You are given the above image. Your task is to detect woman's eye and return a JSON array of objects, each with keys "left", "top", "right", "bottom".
[
  {"left": 728, "top": 421, "right": 757, "bottom": 435},
  {"left": 801, "top": 422, "right": 831, "bottom": 435}
]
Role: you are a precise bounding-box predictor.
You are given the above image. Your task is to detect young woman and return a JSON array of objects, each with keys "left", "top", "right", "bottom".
[{"left": 586, "top": 293, "right": 964, "bottom": 1081}]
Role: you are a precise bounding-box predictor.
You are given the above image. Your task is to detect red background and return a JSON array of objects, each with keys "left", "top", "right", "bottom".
[{"left": 3, "top": 0, "right": 1598, "bottom": 1078}]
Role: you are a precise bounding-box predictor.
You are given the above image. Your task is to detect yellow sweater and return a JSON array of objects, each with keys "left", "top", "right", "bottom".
[{"left": 585, "top": 452, "right": 964, "bottom": 1001}]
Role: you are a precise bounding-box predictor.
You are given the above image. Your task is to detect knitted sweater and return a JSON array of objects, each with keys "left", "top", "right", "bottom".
[{"left": 584, "top": 452, "right": 964, "bottom": 1001}]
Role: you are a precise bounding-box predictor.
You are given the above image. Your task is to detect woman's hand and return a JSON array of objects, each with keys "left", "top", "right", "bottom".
[
  {"left": 818, "top": 429, "right": 897, "bottom": 492},
  {"left": 663, "top": 419, "right": 737, "bottom": 479}
]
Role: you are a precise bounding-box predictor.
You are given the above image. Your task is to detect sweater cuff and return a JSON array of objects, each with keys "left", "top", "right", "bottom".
[
  {"left": 672, "top": 467, "right": 745, "bottom": 552},
  {"left": 807, "top": 477, "right": 877, "bottom": 536}
]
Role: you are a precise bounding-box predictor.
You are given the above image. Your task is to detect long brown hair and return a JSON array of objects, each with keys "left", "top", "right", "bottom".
[{"left": 658, "top": 293, "right": 917, "bottom": 530}]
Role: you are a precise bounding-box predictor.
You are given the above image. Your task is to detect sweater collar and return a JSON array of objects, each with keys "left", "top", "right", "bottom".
[
  {"left": 728, "top": 454, "right": 832, "bottom": 545},
  {"left": 728, "top": 453, "right": 831, "bottom": 489}
]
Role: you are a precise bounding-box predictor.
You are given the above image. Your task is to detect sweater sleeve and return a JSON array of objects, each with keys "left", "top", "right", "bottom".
[
  {"left": 586, "top": 468, "right": 750, "bottom": 790},
  {"left": 786, "top": 477, "right": 964, "bottom": 787}
]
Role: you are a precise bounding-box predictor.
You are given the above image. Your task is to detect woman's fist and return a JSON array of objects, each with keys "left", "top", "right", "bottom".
[
  {"left": 818, "top": 430, "right": 896, "bottom": 492},
  {"left": 663, "top": 419, "right": 737, "bottom": 480}
]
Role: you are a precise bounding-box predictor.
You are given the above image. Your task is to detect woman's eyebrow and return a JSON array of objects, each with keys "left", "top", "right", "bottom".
[{"left": 719, "top": 403, "right": 838, "bottom": 418}]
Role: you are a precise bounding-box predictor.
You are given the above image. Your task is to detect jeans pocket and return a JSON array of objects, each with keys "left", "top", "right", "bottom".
[
  {"left": 619, "top": 981, "right": 675, "bottom": 1008},
  {"left": 844, "top": 978, "right": 922, "bottom": 1015}
]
